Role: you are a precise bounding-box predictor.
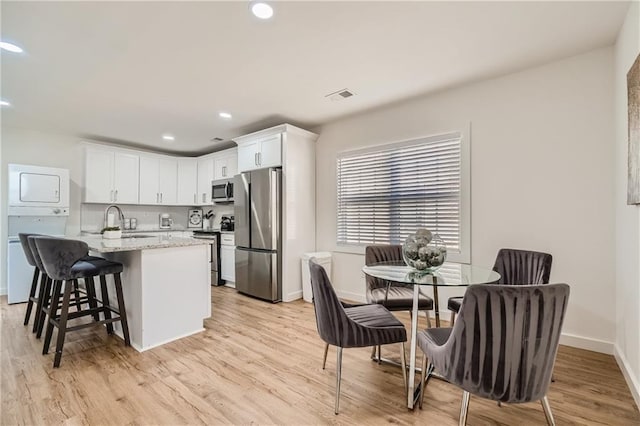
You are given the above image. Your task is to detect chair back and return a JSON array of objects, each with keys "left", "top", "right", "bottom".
[
  {"left": 33, "top": 237, "right": 89, "bottom": 281},
  {"left": 436, "top": 283, "right": 569, "bottom": 403},
  {"left": 365, "top": 245, "right": 405, "bottom": 290},
  {"left": 27, "top": 235, "right": 51, "bottom": 273},
  {"left": 493, "top": 248, "right": 552, "bottom": 285},
  {"left": 19, "top": 233, "right": 40, "bottom": 267},
  {"left": 308, "top": 258, "right": 352, "bottom": 347}
]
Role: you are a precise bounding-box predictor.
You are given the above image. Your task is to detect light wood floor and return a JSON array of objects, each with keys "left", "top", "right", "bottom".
[{"left": 1, "top": 286, "right": 639, "bottom": 425}]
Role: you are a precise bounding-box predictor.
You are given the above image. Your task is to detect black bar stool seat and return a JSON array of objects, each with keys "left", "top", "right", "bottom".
[{"left": 33, "top": 237, "right": 130, "bottom": 368}]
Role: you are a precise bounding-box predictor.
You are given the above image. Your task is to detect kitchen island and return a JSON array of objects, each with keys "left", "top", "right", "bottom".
[{"left": 74, "top": 235, "right": 212, "bottom": 352}]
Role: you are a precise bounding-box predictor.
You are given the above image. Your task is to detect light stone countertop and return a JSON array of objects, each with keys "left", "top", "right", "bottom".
[{"left": 71, "top": 235, "right": 212, "bottom": 253}]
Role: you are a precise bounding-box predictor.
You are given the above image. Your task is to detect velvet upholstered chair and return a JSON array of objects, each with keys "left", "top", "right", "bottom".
[
  {"left": 447, "top": 248, "right": 553, "bottom": 325},
  {"left": 308, "top": 258, "right": 408, "bottom": 414},
  {"left": 418, "top": 283, "right": 570, "bottom": 425}
]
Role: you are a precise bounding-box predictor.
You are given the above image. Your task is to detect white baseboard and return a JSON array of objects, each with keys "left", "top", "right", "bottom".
[
  {"left": 336, "top": 290, "right": 367, "bottom": 303},
  {"left": 614, "top": 345, "right": 640, "bottom": 409},
  {"left": 559, "top": 333, "right": 614, "bottom": 354},
  {"left": 284, "top": 289, "right": 303, "bottom": 302}
]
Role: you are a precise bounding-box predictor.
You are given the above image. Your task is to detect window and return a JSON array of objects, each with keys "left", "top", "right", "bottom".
[{"left": 336, "top": 131, "right": 470, "bottom": 262}]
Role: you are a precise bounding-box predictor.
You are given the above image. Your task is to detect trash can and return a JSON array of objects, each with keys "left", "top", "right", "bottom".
[{"left": 301, "top": 252, "right": 332, "bottom": 303}]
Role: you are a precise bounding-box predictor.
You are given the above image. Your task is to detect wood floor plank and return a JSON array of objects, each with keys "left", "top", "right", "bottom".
[{"left": 1, "top": 287, "right": 639, "bottom": 425}]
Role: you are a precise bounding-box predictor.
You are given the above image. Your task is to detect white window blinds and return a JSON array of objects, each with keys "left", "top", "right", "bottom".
[{"left": 336, "top": 132, "right": 463, "bottom": 253}]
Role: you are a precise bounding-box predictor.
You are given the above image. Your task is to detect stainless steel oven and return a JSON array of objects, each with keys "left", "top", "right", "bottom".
[
  {"left": 192, "top": 230, "right": 222, "bottom": 285},
  {"left": 212, "top": 179, "right": 234, "bottom": 203}
]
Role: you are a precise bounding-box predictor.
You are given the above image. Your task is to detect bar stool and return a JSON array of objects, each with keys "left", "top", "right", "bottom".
[
  {"left": 33, "top": 236, "right": 130, "bottom": 368},
  {"left": 18, "top": 233, "right": 44, "bottom": 330},
  {"left": 28, "top": 236, "right": 102, "bottom": 338}
]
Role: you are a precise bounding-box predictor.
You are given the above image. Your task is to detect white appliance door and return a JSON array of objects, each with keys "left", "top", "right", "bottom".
[
  {"left": 7, "top": 240, "right": 33, "bottom": 304},
  {"left": 20, "top": 173, "right": 60, "bottom": 203}
]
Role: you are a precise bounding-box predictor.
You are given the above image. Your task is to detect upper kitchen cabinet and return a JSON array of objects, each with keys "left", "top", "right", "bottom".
[
  {"left": 236, "top": 134, "right": 281, "bottom": 172},
  {"left": 139, "top": 156, "right": 178, "bottom": 205},
  {"left": 177, "top": 158, "right": 198, "bottom": 205},
  {"left": 213, "top": 148, "right": 238, "bottom": 180},
  {"left": 197, "top": 155, "right": 214, "bottom": 205},
  {"left": 84, "top": 146, "right": 139, "bottom": 204}
]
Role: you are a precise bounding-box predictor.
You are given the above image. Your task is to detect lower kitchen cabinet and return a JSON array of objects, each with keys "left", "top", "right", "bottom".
[{"left": 220, "top": 245, "right": 235, "bottom": 282}]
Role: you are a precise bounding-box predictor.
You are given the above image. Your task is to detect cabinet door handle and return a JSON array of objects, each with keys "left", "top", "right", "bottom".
[
  {"left": 160, "top": 193, "right": 163, "bottom": 203},
  {"left": 258, "top": 152, "right": 262, "bottom": 166},
  {"left": 254, "top": 153, "right": 258, "bottom": 166},
  {"left": 156, "top": 193, "right": 159, "bottom": 203},
  {"left": 202, "top": 193, "right": 206, "bottom": 203},
  {"left": 222, "top": 166, "right": 226, "bottom": 177},
  {"left": 194, "top": 193, "right": 196, "bottom": 204},
  {"left": 110, "top": 190, "right": 114, "bottom": 202},
  {"left": 114, "top": 190, "right": 118, "bottom": 201}
]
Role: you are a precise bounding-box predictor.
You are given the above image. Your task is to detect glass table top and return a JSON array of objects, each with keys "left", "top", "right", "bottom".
[{"left": 362, "top": 261, "right": 501, "bottom": 287}]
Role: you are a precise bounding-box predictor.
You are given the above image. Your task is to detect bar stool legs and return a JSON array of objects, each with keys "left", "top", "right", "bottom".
[
  {"left": 23, "top": 267, "right": 40, "bottom": 326},
  {"left": 113, "top": 273, "right": 131, "bottom": 346}
]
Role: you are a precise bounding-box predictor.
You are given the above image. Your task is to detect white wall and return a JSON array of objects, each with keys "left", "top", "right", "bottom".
[
  {"left": 614, "top": 1, "right": 640, "bottom": 406},
  {"left": 1, "top": 127, "right": 86, "bottom": 295},
  {"left": 316, "top": 47, "right": 616, "bottom": 353}
]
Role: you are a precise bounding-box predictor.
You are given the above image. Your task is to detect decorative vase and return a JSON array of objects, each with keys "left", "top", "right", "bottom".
[{"left": 402, "top": 228, "right": 447, "bottom": 271}]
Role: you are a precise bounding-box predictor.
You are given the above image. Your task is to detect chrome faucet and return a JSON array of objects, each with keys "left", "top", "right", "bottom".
[{"left": 104, "top": 205, "right": 125, "bottom": 229}]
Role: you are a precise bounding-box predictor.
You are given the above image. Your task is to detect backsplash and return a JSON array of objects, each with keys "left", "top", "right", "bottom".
[{"left": 80, "top": 204, "right": 234, "bottom": 232}]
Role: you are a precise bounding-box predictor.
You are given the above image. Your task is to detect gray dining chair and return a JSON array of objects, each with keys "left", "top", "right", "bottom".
[
  {"left": 365, "top": 245, "right": 433, "bottom": 360},
  {"left": 448, "top": 248, "right": 552, "bottom": 325},
  {"left": 308, "top": 258, "right": 408, "bottom": 414},
  {"left": 418, "top": 283, "right": 570, "bottom": 425}
]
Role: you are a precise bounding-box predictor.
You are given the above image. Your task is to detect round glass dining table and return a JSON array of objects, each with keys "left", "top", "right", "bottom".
[{"left": 362, "top": 261, "right": 500, "bottom": 409}]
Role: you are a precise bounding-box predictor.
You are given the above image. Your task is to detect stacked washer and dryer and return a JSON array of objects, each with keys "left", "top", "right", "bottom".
[{"left": 6, "top": 164, "right": 70, "bottom": 303}]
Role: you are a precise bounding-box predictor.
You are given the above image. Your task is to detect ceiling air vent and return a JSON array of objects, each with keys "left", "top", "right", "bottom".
[{"left": 325, "top": 88, "right": 355, "bottom": 102}]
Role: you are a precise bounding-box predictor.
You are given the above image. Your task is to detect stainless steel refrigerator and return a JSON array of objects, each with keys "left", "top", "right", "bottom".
[{"left": 234, "top": 168, "right": 282, "bottom": 302}]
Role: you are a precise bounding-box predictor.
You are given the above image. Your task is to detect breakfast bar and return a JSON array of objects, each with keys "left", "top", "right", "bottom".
[{"left": 74, "top": 235, "right": 212, "bottom": 352}]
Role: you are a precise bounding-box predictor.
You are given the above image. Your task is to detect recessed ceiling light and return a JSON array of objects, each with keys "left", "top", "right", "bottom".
[
  {"left": 0, "top": 100, "right": 11, "bottom": 107},
  {"left": 0, "top": 41, "right": 23, "bottom": 53},
  {"left": 219, "top": 112, "right": 232, "bottom": 119},
  {"left": 250, "top": 2, "right": 274, "bottom": 19},
  {"left": 162, "top": 134, "right": 175, "bottom": 141}
]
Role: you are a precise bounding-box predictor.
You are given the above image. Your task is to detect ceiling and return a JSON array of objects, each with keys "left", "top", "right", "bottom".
[{"left": 1, "top": 1, "right": 630, "bottom": 155}]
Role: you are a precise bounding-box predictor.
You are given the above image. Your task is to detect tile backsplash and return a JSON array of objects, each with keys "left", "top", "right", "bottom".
[{"left": 81, "top": 204, "right": 234, "bottom": 233}]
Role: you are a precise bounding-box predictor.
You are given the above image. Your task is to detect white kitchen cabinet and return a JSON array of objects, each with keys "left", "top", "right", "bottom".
[
  {"left": 177, "top": 158, "right": 198, "bottom": 205},
  {"left": 213, "top": 149, "right": 238, "bottom": 180},
  {"left": 220, "top": 245, "right": 235, "bottom": 282},
  {"left": 236, "top": 134, "right": 281, "bottom": 172},
  {"left": 85, "top": 147, "right": 139, "bottom": 204},
  {"left": 197, "top": 156, "right": 214, "bottom": 205},
  {"left": 139, "top": 156, "right": 178, "bottom": 205}
]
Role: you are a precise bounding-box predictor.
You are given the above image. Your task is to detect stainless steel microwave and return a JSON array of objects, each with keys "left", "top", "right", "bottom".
[{"left": 212, "top": 179, "right": 234, "bottom": 203}]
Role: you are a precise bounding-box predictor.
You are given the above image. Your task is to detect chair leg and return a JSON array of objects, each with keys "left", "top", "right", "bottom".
[
  {"left": 36, "top": 277, "right": 53, "bottom": 338},
  {"left": 322, "top": 343, "right": 329, "bottom": 369},
  {"left": 370, "top": 345, "right": 377, "bottom": 361},
  {"left": 53, "top": 280, "right": 73, "bottom": 368},
  {"left": 400, "top": 342, "right": 407, "bottom": 397},
  {"left": 113, "top": 273, "right": 130, "bottom": 346},
  {"left": 24, "top": 268, "right": 39, "bottom": 325},
  {"left": 459, "top": 391, "right": 470, "bottom": 426},
  {"left": 377, "top": 345, "right": 381, "bottom": 364},
  {"left": 419, "top": 354, "right": 427, "bottom": 409},
  {"left": 541, "top": 396, "right": 556, "bottom": 426},
  {"left": 450, "top": 311, "right": 456, "bottom": 326},
  {"left": 33, "top": 273, "right": 48, "bottom": 333},
  {"left": 426, "top": 312, "right": 432, "bottom": 328},
  {"left": 42, "top": 280, "right": 62, "bottom": 354},
  {"left": 72, "top": 279, "right": 82, "bottom": 312},
  {"left": 98, "top": 276, "right": 114, "bottom": 335},
  {"left": 335, "top": 347, "right": 343, "bottom": 415}
]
